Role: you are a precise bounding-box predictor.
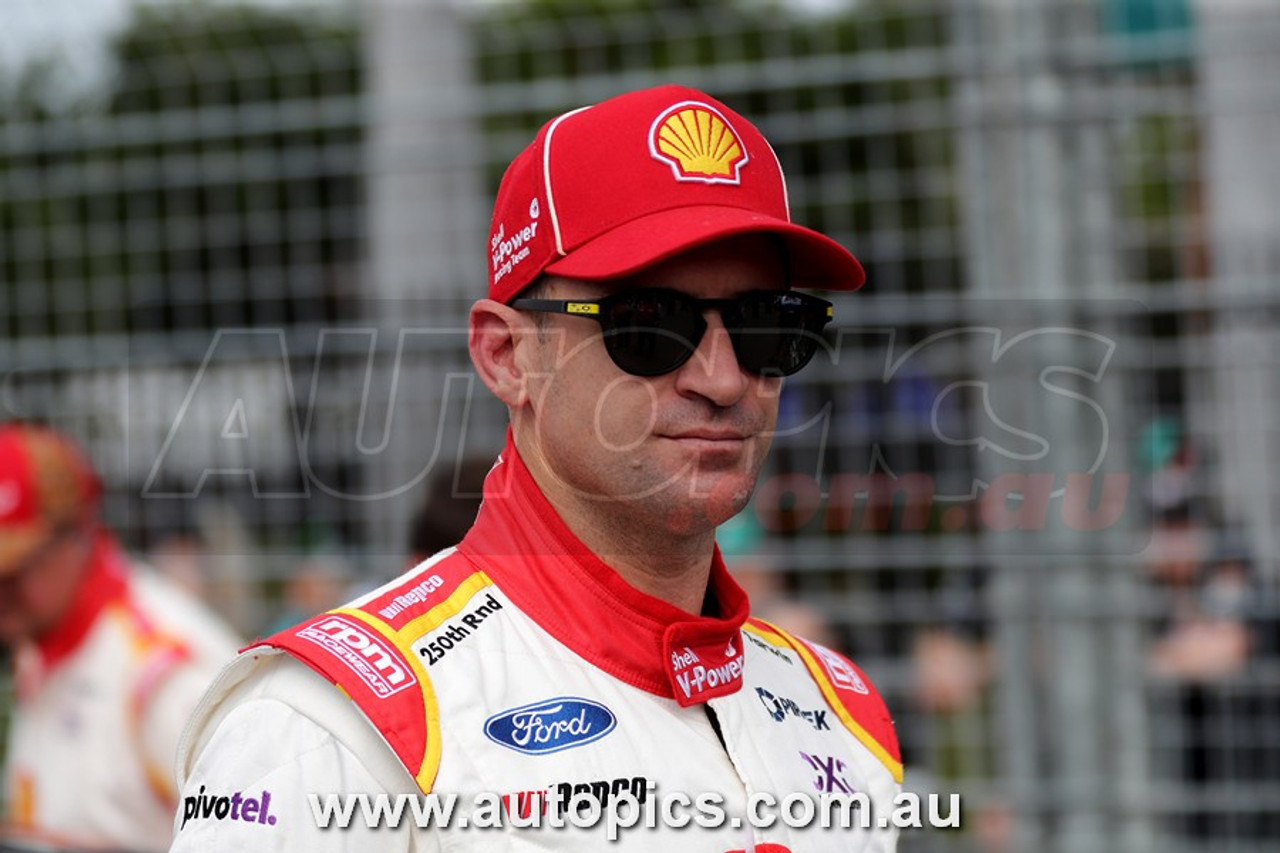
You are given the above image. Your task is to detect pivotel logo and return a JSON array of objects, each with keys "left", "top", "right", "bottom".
[
  {"left": 297, "top": 616, "right": 416, "bottom": 698},
  {"left": 485, "top": 697, "right": 616, "bottom": 755},
  {"left": 756, "top": 687, "right": 830, "bottom": 731},
  {"left": 181, "top": 786, "right": 277, "bottom": 829}
]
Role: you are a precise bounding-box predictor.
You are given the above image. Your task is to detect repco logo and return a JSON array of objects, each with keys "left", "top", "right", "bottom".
[
  {"left": 298, "top": 616, "right": 416, "bottom": 698},
  {"left": 502, "top": 776, "right": 652, "bottom": 820}
]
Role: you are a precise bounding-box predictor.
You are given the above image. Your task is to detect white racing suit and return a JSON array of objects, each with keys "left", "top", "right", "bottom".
[
  {"left": 172, "top": 437, "right": 902, "bottom": 851},
  {"left": 2, "top": 534, "right": 240, "bottom": 852}
]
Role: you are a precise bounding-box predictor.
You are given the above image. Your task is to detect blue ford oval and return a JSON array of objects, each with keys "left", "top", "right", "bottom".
[{"left": 484, "top": 697, "right": 616, "bottom": 755}]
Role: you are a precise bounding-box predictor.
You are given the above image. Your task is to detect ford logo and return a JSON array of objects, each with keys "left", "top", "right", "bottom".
[{"left": 484, "top": 697, "right": 616, "bottom": 755}]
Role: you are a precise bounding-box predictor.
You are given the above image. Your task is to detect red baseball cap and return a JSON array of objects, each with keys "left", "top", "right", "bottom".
[
  {"left": 487, "top": 84, "right": 865, "bottom": 303},
  {"left": 0, "top": 424, "right": 101, "bottom": 576}
]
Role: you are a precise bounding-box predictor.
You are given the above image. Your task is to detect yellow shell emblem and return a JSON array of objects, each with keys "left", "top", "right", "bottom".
[{"left": 649, "top": 102, "right": 748, "bottom": 184}]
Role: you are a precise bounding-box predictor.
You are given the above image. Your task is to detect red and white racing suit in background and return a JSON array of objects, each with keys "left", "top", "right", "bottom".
[
  {"left": 172, "top": 435, "right": 903, "bottom": 852},
  {"left": 2, "top": 533, "right": 240, "bottom": 852}
]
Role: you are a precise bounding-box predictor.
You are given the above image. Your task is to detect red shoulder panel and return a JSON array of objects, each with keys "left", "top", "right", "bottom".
[
  {"left": 799, "top": 637, "right": 901, "bottom": 763},
  {"left": 246, "top": 550, "right": 482, "bottom": 791},
  {"left": 357, "top": 549, "right": 481, "bottom": 631},
  {"left": 251, "top": 612, "right": 429, "bottom": 781},
  {"left": 749, "top": 618, "right": 902, "bottom": 783}
]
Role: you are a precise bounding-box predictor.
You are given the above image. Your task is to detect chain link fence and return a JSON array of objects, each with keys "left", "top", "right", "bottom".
[{"left": 2, "top": 1, "right": 1277, "bottom": 851}]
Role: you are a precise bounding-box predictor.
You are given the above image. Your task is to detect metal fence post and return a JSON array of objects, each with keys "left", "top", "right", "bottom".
[{"left": 364, "top": 0, "right": 485, "bottom": 570}]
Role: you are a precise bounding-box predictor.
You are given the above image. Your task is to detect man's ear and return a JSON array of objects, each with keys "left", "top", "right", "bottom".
[{"left": 470, "top": 299, "right": 534, "bottom": 408}]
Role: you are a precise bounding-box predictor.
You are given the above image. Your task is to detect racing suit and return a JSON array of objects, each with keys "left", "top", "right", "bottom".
[
  {"left": 2, "top": 533, "right": 240, "bottom": 852},
  {"left": 172, "top": 435, "right": 902, "bottom": 851}
]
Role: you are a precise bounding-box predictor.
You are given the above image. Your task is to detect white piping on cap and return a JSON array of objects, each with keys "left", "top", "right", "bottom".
[
  {"left": 541, "top": 105, "right": 591, "bottom": 257},
  {"left": 759, "top": 135, "right": 792, "bottom": 222}
]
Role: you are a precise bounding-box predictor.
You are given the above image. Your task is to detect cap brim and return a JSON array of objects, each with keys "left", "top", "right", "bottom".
[{"left": 543, "top": 205, "right": 865, "bottom": 291}]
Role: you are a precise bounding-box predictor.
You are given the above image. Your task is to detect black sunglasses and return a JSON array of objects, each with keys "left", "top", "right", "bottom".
[{"left": 511, "top": 288, "right": 833, "bottom": 377}]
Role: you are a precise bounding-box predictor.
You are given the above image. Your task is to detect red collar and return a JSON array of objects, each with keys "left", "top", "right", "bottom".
[
  {"left": 34, "top": 531, "right": 130, "bottom": 672},
  {"left": 458, "top": 433, "right": 750, "bottom": 707}
]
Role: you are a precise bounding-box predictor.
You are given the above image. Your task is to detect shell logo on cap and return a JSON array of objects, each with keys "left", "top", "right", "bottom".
[{"left": 649, "top": 102, "right": 748, "bottom": 185}]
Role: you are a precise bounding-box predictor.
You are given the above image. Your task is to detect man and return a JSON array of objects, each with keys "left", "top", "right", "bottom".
[
  {"left": 0, "top": 423, "right": 239, "bottom": 852},
  {"left": 171, "top": 85, "right": 901, "bottom": 851}
]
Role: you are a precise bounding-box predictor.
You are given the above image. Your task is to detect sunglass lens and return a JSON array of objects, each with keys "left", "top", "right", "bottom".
[
  {"left": 727, "top": 293, "right": 826, "bottom": 376},
  {"left": 602, "top": 292, "right": 703, "bottom": 377}
]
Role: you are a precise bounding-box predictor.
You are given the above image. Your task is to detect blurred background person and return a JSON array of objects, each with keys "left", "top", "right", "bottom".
[
  {"left": 0, "top": 423, "right": 240, "bottom": 853},
  {"left": 263, "top": 555, "right": 349, "bottom": 635},
  {"left": 718, "top": 509, "right": 838, "bottom": 648},
  {"left": 1145, "top": 506, "right": 1260, "bottom": 841},
  {"left": 1139, "top": 415, "right": 1275, "bottom": 842},
  {"left": 146, "top": 533, "right": 210, "bottom": 602},
  {"left": 405, "top": 456, "right": 493, "bottom": 567}
]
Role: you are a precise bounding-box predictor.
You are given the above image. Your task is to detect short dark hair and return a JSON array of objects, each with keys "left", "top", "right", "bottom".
[
  {"left": 514, "top": 275, "right": 552, "bottom": 338},
  {"left": 516, "top": 276, "right": 550, "bottom": 301}
]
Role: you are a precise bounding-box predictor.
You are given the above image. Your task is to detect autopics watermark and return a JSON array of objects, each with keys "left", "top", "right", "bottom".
[
  {"left": 307, "top": 787, "right": 960, "bottom": 840},
  {"left": 72, "top": 298, "right": 1149, "bottom": 551},
  {"left": 753, "top": 299, "right": 1150, "bottom": 552}
]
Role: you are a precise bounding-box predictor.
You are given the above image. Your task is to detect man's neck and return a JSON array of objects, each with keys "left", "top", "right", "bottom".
[
  {"left": 565, "top": 507, "right": 717, "bottom": 615},
  {"left": 515, "top": 440, "right": 717, "bottom": 615}
]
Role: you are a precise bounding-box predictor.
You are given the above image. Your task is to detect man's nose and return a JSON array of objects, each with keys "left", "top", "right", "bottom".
[{"left": 672, "top": 310, "right": 749, "bottom": 407}]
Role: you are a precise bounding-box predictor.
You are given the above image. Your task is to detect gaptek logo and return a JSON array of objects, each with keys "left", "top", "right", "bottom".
[
  {"left": 757, "top": 687, "right": 831, "bottom": 731},
  {"left": 181, "top": 786, "right": 277, "bottom": 829},
  {"left": 485, "top": 697, "right": 616, "bottom": 755},
  {"left": 297, "top": 616, "right": 416, "bottom": 698}
]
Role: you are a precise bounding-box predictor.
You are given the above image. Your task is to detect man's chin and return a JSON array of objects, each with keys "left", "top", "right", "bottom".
[{"left": 650, "top": 470, "right": 755, "bottom": 534}]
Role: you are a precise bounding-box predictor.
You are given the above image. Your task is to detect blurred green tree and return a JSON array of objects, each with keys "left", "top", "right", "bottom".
[
  {"left": 1, "top": 0, "right": 955, "bottom": 341},
  {"left": 1, "top": 2, "right": 363, "bottom": 339},
  {"left": 474, "top": 0, "right": 956, "bottom": 295}
]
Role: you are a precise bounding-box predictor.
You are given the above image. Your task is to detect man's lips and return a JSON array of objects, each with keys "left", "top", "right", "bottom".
[
  {"left": 662, "top": 429, "right": 751, "bottom": 441},
  {"left": 660, "top": 431, "right": 752, "bottom": 451}
]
